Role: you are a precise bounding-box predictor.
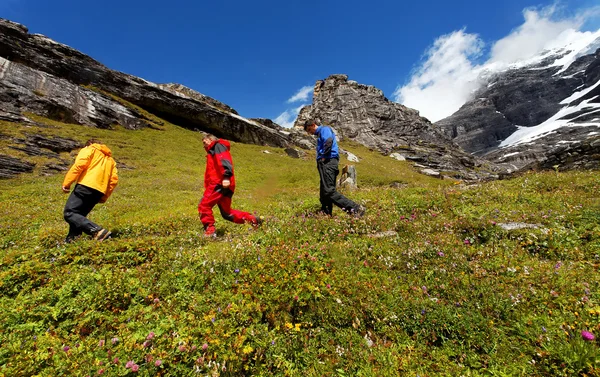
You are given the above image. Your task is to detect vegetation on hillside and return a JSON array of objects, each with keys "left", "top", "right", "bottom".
[{"left": 1, "top": 113, "right": 599, "bottom": 376}]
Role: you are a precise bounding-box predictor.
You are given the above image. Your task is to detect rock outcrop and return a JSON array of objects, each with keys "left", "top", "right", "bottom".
[
  {"left": 294, "top": 74, "right": 500, "bottom": 180},
  {"left": 0, "top": 19, "right": 292, "bottom": 148}
]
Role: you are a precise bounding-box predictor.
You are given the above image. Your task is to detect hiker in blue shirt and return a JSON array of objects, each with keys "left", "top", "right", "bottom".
[{"left": 303, "top": 120, "right": 365, "bottom": 217}]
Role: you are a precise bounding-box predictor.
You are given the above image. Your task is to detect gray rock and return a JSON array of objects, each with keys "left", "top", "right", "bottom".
[
  {"left": 0, "top": 154, "right": 35, "bottom": 178},
  {"left": 421, "top": 168, "right": 440, "bottom": 177},
  {"left": 496, "top": 222, "right": 543, "bottom": 231},
  {"left": 338, "top": 165, "right": 357, "bottom": 190},
  {"left": 293, "top": 74, "right": 500, "bottom": 181},
  {"left": 0, "top": 18, "right": 295, "bottom": 148},
  {"left": 284, "top": 147, "right": 306, "bottom": 159},
  {"left": 389, "top": 153, "right": 406, "bottom": 161}
]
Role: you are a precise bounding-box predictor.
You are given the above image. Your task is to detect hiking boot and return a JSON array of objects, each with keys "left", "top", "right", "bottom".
[
  {"left": 248, "top": 215, "right": 264, "bottom": 229},
  {"left": 204, "top": 225, "right": 217, "bottom": 238},
  {"left": 353, "top": 205, "right": 366, "bottom": 218},
  {"left": 94, "top": 228, "right": 112, "bottom": 241}
]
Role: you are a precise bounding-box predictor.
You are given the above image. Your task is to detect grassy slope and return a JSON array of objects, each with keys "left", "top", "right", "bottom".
[{"left": 0, "top": 113, "right": 599, "bottom": 376}]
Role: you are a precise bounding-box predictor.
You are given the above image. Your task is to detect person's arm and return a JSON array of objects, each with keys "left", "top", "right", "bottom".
[
  {"left": 320, "top": 127, "right": 334, "bottom": 158},
  {"left": 100, "top": 164, "right": 118, "bottom": 203},
  {"left": 62, "top": 147, "right": 93, "bottom": 191},
  {"left": 214, "top": 143, "right": 233, "bottom": 187}
]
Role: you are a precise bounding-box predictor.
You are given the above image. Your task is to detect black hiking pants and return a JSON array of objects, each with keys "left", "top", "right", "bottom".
[
  {"left": 63, "top": 184, "right": 104, "bottom": 242},
  {"left": 317, "top": 158, "right": 358, "bottom": 215}
]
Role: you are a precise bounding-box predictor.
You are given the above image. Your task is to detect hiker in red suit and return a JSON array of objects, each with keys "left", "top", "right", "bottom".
[{"left": 198, "top": 133, "right": 261, "bottom": 237}]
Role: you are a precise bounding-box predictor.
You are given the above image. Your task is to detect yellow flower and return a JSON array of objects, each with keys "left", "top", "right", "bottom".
[
  {"left": 294, "top": 323, "right": 301, "bottom": 331},
  {"left": 284, "top": 322, "right": 293, "bottom": 330},
  {"left": 242, "top": 345, "right": 254, "bottom": 354}
]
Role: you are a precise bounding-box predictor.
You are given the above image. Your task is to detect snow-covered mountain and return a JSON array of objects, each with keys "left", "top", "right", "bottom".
[{"left": 437, "top": 30, "right": 600, "bottom": 172}]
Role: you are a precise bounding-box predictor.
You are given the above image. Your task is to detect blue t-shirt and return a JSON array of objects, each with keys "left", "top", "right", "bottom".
[{"left": 315, "top": 126, "right": 339, "bottom": 160}]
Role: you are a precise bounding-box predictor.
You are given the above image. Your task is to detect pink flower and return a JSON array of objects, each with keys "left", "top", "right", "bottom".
[
  {"left": 131, "top": 364, "right": 139, "bottom": 372},
  {"left": 153, "top": 298, "right": 160, "bottom": 304},
  {"left": 113, "top": 357, "right": 119, "bottom": 364},
  {"left": 582, "top": 330, "right": 595, "bottom": 341},
  {"left": 111, "top": 337, "right": 119, "bottom": 345},
  {"left": 146, "top": 332, "right": 155, "bottom": 340},
  {"left": 202, "top": 343, "right": 208, "bottom": 351},
  {"left": 63, "top": 346, "right": 70, "bottom": 352},
  {"left": 178, "top": 345, "right": 186, "bottom": 352},
  {"left": 98, "top": 339, "right": 105, "bottom": 347},
  {"left": 125, "top": 360, "right": 134, "bottom": 369},
  {"left": 326, "top": 284, "right": 331, "bottom": 289},
  {"left": 97, "top": 369, "right": 105, "bottom": 375},
  {"left": 155, "top": 360, "right": 162, "bottom": 367},
  {"left": 142, "top": 341, "right": 150, "bottom": 348}
]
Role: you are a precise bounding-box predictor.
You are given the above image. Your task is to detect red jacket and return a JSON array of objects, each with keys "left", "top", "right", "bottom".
[{"left": 204, "top": 139, "right": 235, "bottom": 189}]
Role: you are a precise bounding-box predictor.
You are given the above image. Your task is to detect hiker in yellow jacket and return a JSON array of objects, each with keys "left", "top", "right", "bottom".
[{"left": 62, "top": 139, "right": 118, "bottom": 242}]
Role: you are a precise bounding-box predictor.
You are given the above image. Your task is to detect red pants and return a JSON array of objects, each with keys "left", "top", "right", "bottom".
[{"left": 198, "top": 186, "right": 252, "bottom": 229}]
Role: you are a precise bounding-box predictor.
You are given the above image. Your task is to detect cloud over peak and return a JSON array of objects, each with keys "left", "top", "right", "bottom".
[
  {"left": 394, "top": 4, "right": 600, "bottom": 122},
  {"left": 286, "top": 85, "right": 313, "bottom": 103}
]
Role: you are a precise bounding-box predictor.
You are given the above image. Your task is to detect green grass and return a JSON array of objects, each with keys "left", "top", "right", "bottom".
[{"left": 1, "top": 112, "right": 599, "bottom": 376}]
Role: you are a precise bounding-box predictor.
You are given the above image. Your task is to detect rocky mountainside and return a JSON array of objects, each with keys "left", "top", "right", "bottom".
[
  {"left": 0, "top": 19, "right": 302, "bottom": 150},
  {"left": 436, "top": 33, "right": 600, "bottom": 172},
  {"left": 294, "top": 74, "right": 500, "bottom": 180}
]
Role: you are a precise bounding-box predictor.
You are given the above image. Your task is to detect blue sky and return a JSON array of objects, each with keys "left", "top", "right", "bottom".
[{"left": 2, "top": 0, "right": 599, "bottom": 126}]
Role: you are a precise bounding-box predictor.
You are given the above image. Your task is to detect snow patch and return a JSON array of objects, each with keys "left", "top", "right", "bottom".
[
  {"left": 500, "top": 95, "right": 600, "bottom": 147},
  {"left": 560, "top": 79, "right": 600, "bottom": 104}
]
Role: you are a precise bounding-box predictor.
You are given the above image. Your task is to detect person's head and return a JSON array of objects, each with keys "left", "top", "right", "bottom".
[
  {"left": 85, "top": 139, "right": 101, "bottom": 147},
  {"left": 202, "top": 133, "right": 218, "bottom": 149},
  {"left": 303, "top": 121, "right": 318, "bottom": 135}
]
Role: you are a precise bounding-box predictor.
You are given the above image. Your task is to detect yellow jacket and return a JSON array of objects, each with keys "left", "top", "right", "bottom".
[{"left": 63, "top": 144, "right": 118, "bottom": 201}]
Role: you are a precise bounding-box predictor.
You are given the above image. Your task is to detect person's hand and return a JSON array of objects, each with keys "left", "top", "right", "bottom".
[
  {"left": 62, "top": 186, "right": 70, "bottom": 193},
  {"left": 222, "top": 179, "right": 230, "bottom": 188}
]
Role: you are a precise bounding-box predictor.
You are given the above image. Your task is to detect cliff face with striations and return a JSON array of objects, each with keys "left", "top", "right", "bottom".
[{"left": 0, "top": 18, "right": 295, "bottom": 146}]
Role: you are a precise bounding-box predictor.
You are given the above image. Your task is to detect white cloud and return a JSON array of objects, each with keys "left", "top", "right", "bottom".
[
  {"left": 395, "top": 4, "right": 600, "bottom": 122},
  {"left": 286, "top": 85, "right": 313, "bottom": 103},
  {"left": 394, "top": 29, "right": 485, "bottom": 123},
  {"left": 274, "top": 104, "right": 306, "bottom": 128}
]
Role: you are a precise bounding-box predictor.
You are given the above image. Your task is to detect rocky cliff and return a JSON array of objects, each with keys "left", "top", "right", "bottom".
[
  {"left": 0, "top": 19, "right": 295, "bottom": 147},
  {"left": 293, "top": 74, "right": 500, "bottom": 180},
  {"left": 436, "top": 38, "right": 600, "bottom": 172}
]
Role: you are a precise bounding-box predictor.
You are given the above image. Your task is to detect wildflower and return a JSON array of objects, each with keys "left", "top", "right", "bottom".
[
  {"left": 542, "top": 327, "right": 547, "bottom": 333},
  {"left": 464, "top": 239, "right": 470, "bottom": 245},
  {"left": 202, "top": 343, "right": 208, "bottom": 350},
  {"left": 131, "top": 364, "right": 139, "bottom": 372},
  {"left": 326, "top": 284, "right": 331, "bottom": 289},
  {"left": 125, "top": 360, "right": 134, "bottom": 369},
  {"left": 111, "top": 337, "right": 119, "bottom": 345},
  {"left": 178, "top": 345, "right": 186, "bottom": 352},
  {"left": 146, "top": 332, "right": 155, "bottom": 340},
  {"left": 437, "top": 252, "right": 444, "bottom": 257},
  {"left": 97, "top": 369, "right": 104, "bottom": 375},
  {"left": 155, "top": 360, "right": 162, "bottom": 367},
  {"left": 554, "top": 262, "right": 562, "bottom": 270},
  {"left": 153, "top": 298, "right": 160, "bottom": 304},
  {"left": 113, "top": 357, "right": 119, "bottom": 364},
  {"left": 63, "top": 346, "right": 70, "bottom": 352},
  {"left": 234, "top": 268, "right": 240, "bottom": 273},
  {"left": 143, "top": 341, "right": 150, "bottom": 348},
  {"left": 98, "top": 339, "right": 105, "bottom": 347},
  {"left": 582, "top": 330, "right": 595, "bottom": 341},
  {"left": 271, "top": 340, "right": 275, "bottom": 345}
]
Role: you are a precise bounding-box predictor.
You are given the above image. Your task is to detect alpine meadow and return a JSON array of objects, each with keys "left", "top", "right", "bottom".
[{"left": 1, "top": 111, "right": 599, "bottom": 376}]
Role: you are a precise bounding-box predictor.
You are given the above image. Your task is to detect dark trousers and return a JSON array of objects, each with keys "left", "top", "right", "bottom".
[
  {"left": 317, "top": 158, "right": 358, "bottom": 215},
  {"left": 63, "top": 184, "right": 104, "bottom": 241}
]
